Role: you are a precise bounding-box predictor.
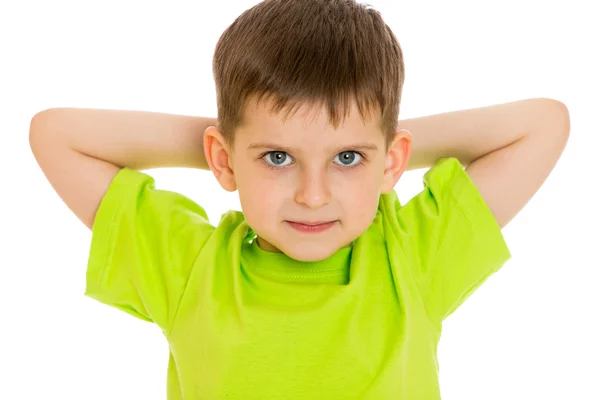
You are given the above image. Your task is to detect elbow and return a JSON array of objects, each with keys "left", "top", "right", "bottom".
[
  {"left": 540, "top": 98, "right": 570, "bottom": 136},
  {"left": 29, "top": 109, "right": 63, "bottom": 150},
  {"left": 530, "top": 98, "right": 571, "bottom": 140}
]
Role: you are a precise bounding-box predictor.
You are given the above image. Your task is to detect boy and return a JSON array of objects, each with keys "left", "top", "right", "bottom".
[{"left": 29, "top": 0, "right": 570, "bottom": 398}]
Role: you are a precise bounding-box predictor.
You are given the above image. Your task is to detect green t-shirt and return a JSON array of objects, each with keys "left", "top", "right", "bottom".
[{"left": 85, "top": 157, "right": 511, "bottom": 399}]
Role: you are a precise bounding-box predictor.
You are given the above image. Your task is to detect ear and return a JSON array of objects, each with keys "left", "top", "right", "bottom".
[
  {"left": 380, "top": 129, "right": 412, "bottom": 194},
  {"left": 203, "top": 126, "right": 237, "bottom": 192}
]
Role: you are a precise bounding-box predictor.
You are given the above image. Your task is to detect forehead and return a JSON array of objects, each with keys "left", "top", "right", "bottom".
[{"left": 240, "top": 96, "right": 382, "bottom": 146}]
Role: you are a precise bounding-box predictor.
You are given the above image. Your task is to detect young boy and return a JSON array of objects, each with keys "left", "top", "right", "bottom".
[{"left": 29, "top": 0, "right": 569, "bottom": 399}]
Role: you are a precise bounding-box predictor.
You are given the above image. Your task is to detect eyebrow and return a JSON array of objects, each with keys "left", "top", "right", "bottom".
[{"left": 247, "top": 142, "right": 379, "bottom": 153}]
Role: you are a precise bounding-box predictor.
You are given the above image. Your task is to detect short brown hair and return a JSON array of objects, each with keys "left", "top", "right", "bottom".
[{"left": 212, "top": 0, "right": 405, "bottom": 151}]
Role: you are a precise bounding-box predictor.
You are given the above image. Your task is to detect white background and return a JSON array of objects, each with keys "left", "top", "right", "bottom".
[{"left": 2, "top": 0, "right": 598, "bottom": 399}]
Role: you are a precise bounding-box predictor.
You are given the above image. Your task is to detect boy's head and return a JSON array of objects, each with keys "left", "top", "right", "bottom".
[{"left": 204, "top": 0, "right": 412, "bottom": 262}]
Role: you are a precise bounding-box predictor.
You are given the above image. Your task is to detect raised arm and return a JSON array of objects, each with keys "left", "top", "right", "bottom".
[
  {"left": 397, "top": 98, "right": 570, "bottom": 228},
  {"left": 29, "top": 108, "right": 214, "bottom": 230}
]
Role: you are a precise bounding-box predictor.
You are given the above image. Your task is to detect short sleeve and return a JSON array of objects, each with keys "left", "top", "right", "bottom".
[
  {"left": 396, "top": 157, "right": 511, "bottom": 324},
  {"left": 84, "top": 167, "right": 215, "bottom": 333}
]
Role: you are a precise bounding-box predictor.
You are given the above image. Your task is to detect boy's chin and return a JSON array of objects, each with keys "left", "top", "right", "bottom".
[
  {"left": 255, "top": 236, "right": 283, "bottom": 253},
  {"left": 286, "top": 248, "right": 337, "bottom": 263},
  {"left": 267, "top": 239, "right": 345, "bottom": 262}
]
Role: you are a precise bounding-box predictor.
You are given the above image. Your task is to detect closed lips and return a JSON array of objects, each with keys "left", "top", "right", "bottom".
[{"left": 288, "top": 221, "right": 335, "bottom": 225}]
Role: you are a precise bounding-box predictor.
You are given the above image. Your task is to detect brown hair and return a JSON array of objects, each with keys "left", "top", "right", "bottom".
[{"left": 212, "top": 0, "right": 405, "bottom": 152}]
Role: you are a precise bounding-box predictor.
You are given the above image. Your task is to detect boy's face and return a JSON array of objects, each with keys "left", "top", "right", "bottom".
[{"left": 205, "top": 97, "right": 412, "bottom": 262}]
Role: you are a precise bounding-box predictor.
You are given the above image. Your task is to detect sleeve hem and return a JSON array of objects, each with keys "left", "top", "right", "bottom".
[
  {"left": 84, "top": 168, "right": 153, "bottom": 298},
  {"left": 447, "top": 160, "right": 512, "bottom": 263}
]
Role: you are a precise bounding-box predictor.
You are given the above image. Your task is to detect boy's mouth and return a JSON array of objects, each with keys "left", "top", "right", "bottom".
[
  {"left": 288, "top": 220, "right": 335, "bottom": 226},
  {"left": 285, "top": 220, "right": 338, "bottom": 233}
]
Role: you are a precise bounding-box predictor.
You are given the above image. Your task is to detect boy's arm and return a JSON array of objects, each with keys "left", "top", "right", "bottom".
[
  {"left": 29, "top": 108, "right": 213, "bottom": 230},
  {"left": 398, "top": 97, "right": 570, "bottom": 229},
  {"left": 30, "top": 98, "right": 569, "bottom": 232}
]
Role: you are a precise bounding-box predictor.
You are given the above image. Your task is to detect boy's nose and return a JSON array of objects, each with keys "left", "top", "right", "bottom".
[{"left": 294, "top": 169, "right": 331, "bottom": 209}]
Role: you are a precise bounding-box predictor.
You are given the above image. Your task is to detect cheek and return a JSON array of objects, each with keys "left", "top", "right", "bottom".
[
  {"left": 347, "top": 190, "right": 377, "bottom": 217},
  {"left": 339, "top": 177, "right": 382, "bottom": 223},
  {"left": 343, "top": 174, "right": 380, "bottom": 203},
  {"left": 237, "top": 172, "right": 282, "bottom": 220}
]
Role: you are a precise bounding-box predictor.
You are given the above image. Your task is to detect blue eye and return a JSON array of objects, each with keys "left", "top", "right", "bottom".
[
  {"left": 261, "top": 151, "right": 365, "bottom": 170},
  {"left": 263, "top": 151, "right": 293, "bottom": 167},
  {"left": 334, "top": 151, "right": 363, "bottom": 167}
]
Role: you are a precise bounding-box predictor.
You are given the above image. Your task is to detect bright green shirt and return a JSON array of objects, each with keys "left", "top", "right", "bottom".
[{"left": 85, "top": 157, "right": 511, "bottom": 399}]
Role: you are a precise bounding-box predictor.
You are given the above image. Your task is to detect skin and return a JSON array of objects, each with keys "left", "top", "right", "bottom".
[{"left": 204, "top": 97, "right": 413, "bottom": 262}]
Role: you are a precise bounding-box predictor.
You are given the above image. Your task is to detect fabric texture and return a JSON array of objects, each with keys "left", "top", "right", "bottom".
[{"left": 85, "top": 157, "right": 511, "bottom": 399}]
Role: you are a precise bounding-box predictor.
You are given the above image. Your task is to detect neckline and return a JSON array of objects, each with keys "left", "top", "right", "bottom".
[{"left": 241, "top": 229, "right": 354, "bottom": 284}]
